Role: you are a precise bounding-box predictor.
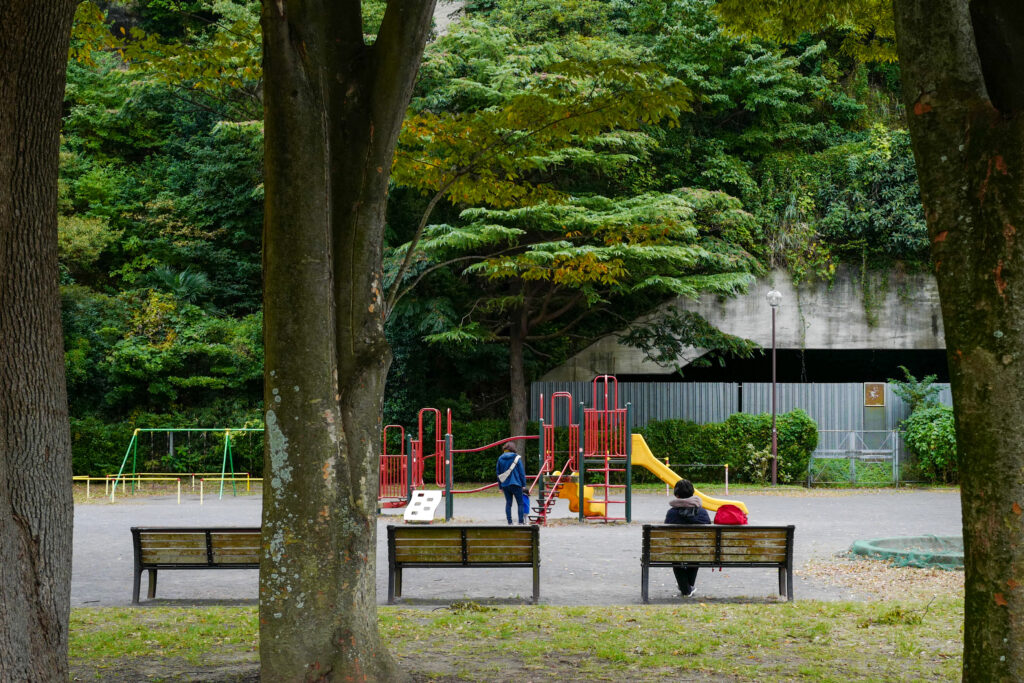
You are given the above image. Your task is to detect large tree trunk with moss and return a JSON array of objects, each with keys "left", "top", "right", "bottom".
[
  {"left": 0, "top": 2, "right": 77, "bottom": 680},
  {"left": 259, "top": 1, "right": 435, "bottom": 680},
  {"left": 894, "top": 1, "right": 1024, "bottom": 679}
]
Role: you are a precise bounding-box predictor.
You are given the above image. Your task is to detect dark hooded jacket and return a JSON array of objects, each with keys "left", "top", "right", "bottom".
[{"left": 664, "top": 495, "right": 711, "bottom": 525}]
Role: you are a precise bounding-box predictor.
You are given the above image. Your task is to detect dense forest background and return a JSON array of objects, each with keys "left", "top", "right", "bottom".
[{"left": 62, "top": 0, "right": 928, "bottom": 476}]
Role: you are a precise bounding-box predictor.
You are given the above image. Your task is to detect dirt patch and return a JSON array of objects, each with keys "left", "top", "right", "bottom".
[
  {"left": 72, "top": 658, "right": 258, "bottom": 682},
  {"left": 803, "top": 556, "right": 963, "bottom": 601}
]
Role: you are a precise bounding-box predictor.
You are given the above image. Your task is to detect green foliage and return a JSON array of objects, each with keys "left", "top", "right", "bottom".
[
  {"left": 889, "top": 365, "right": 942, "bottom": 414},
  {"left": 902, "top": 406, "right": 957, "bottom": 484},
  {"left": 714, "top": 0, "right": 897, "bottom": 62},
  {"left": 57, "top": 214, "right": 121, "bottom": 280},
  {"left": 103, "top": 292, "right": 262, "bottom": 412},
  {"left": 741, "top": 443, "right": 792, "bottom": 485},
  {"left": 618, "top": 309, "right": 762, "bottom": 374},
  {"left": 639, "top": 410, "right": 817, "bottom": 483},
  {"left": 59, "top": 0, "right": 935, "bottom": 471}
]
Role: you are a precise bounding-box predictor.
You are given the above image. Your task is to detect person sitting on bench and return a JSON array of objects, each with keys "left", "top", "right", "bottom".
[{"left": 664, "top": 478, "right": 710, "bottom": 597}]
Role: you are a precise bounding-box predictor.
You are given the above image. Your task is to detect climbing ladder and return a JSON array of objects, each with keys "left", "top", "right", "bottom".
[
  {"left": 579, "top": 375, "right": 632, "bottom": 523},
  {"left": 529, "top": 392, "right": 579, "bottom": 524},
  {"left": 530, "top": 378, "right": 633, "bottom": 524}
]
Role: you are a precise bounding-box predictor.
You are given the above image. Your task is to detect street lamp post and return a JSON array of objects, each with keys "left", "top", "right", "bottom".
[{"left": 766, "top": 289, "right": 782, "bottom": 486}]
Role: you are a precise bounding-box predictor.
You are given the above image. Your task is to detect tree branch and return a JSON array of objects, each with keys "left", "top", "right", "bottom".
[{"left": 525, "top": 307, "right": 593, "bottom": 342}]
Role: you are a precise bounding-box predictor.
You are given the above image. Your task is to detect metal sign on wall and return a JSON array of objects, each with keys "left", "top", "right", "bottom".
[{"left": 864, "top": 383, "right": 885, "bottom": 406}]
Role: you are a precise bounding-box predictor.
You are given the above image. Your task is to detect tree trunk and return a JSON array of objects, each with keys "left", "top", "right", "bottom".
[
  {"left": 508, "top": 306, "right": 530, "bottom": 449},
  {"left": 259, "top": 1, "right": 435, "bottom": 680},
  {"left": 0, "top": 2, "right": 77, "bottom": 680},
  {"left": 894, "top": 1, "right": 1024, "bottom": 679}
]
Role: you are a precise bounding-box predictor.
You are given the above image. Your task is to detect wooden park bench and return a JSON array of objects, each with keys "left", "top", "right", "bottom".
[
  {"left": 386, "top": 525, "right": 540, "bottom": 604},
  {"left": 131, "top": 526, "right": 261, "bottom": 603},
  {"left": 641, "top": 524, "right": 796, "bottom": 602}
]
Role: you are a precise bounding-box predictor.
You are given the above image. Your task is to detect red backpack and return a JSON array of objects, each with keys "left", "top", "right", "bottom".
[{"left": 714, "top": 504, "right": 748, "bottom": 525}]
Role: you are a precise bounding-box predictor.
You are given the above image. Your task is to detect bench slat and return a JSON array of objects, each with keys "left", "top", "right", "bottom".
[
  {"left": 209, "top": 533, "right": 261, "bottom": 548},
  {"left": 394, "top": 547, "right": 462, "bottom": 563},
  {"left": 211, "top": 551, "right": 261, "bottom": 564},
  {"left": 140, "top": 549, "right": 208, "bottom": 564}
]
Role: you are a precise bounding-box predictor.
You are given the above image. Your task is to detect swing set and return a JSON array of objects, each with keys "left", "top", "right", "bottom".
[{"left": 109, "top": 427, "right": 263, "bottom": 501}]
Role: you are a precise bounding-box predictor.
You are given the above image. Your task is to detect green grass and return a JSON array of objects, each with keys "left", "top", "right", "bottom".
[{"left": 71, "top": 598, "right": 963, "bottom": 680}]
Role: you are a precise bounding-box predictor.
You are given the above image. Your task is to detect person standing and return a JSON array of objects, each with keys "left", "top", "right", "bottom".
[
  {"left": 665, "top": 479, "right": 711, "bottom": 597},
  {"left": 496, "top": 442, "right": 527, "bottom": 525}
]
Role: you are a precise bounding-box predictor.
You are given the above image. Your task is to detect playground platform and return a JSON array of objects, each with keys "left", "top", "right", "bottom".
[{"left": 70, "top": 488, "right": 962, "bottom": 607}]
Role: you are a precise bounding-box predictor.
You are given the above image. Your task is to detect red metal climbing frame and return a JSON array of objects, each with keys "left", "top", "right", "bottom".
[
  {"left": 582, "top": 375, "right": 629, "bottom": 522},
  {"left": 379, "top": 425, "right": 408, "bottom": 508},
  {"left": 532, "top": 392, "right": 582, "bottom": 524}
]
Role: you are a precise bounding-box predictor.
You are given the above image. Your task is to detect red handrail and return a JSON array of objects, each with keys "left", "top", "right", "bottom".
[{"left": 451, "top": 434, "right": 538, "bottom": 453}]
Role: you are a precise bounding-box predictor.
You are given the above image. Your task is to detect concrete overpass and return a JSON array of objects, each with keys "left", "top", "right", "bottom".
[{"left": 542, "top": 266, "right": 946, "bottom": 382}]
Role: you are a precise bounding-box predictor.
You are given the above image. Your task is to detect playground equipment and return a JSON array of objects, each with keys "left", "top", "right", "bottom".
[
  {"left": 378, "top": 374, "right": 746, "bottom": 523},
  {"left": 378, "top": 407, "right": 540, "bottom": 519},
  {"left": 630, "top": 434, "right": 747, "bottom": 514},
  {"left": 110, "top": 427, "right": 263, "bottom": 501}
]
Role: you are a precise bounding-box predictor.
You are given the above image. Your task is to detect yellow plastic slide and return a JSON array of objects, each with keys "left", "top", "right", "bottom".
[
  {"left": 557, "top": 480, "right": 606, "bottom": 517},
  {"left": 630, "top": 434, "right": 748, "bottom": 514}
]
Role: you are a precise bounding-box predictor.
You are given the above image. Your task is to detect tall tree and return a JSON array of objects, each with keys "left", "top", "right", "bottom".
[
  {"left": 0, "top": 1, "right": 79, "bottom": 680},
  {"left": 405, "top": 191, "right": 757, "bottom": 438},
  {"left": 894, "top": 3, "right": 1024, "bottom": 679},
  {"left": 716, "top": 1, "right": 1024, "bottom": 678},
  {"left": 259, "top": 1, "right": 435, "bottom": 680}
]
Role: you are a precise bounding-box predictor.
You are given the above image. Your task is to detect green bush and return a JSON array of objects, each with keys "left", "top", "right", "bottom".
[
  {"left": 902, "top": 405, "right": 957, "bottom": 483},
  {"left": 639, "top": 410, "right": 818, "bottom": 484},
  {"left": 70, "top": 415, "right": 127, "bottom": 476}
]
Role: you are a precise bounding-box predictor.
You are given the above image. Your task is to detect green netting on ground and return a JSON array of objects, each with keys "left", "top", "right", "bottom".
[{"left": 850, "top": 535, "right": 963, "bottom": 570}]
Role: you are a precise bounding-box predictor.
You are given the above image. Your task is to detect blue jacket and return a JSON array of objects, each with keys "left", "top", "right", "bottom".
[{"left": 496, "top": 450, "right": 526, "bottom": 488}]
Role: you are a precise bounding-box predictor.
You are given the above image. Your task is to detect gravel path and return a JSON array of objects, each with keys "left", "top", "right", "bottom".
[{"left": 71, "top": 488, "right": 961, "bottom": 607}]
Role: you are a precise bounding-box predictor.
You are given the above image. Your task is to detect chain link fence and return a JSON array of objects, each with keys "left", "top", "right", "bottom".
[{"left": 808, "top": 430, "right": 925, "bottom": 486}]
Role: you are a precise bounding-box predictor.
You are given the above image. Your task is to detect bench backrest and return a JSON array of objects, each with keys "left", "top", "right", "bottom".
[
  {"left": 132, "top": 527, "right": 261, "bottom": 567},
  {"left": 388, "top": 525, "right": 538, "bottom": 566},
  {"left": 643, "top": 524, "right": 795, "bottom": 566}
]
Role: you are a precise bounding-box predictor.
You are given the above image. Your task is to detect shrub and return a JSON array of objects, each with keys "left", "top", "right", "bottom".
[
  {"left": 889, "top": 365, "right": 942, "bottom": 413},
  {"left": 70, "top": 415, "right": 127, "bottom": 476},
  {"left": 640, "top": 409, "right": 817, "bottom": 484},
  {"left": 902, "top": 405, "right": 957, "bottom": 483}
]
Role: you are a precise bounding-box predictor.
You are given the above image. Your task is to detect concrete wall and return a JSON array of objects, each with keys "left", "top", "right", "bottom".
[{"left": 542, "top": 266, "right": 945, "bottom": 381}]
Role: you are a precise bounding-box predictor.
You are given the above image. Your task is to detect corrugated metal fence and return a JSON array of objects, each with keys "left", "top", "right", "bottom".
[
  {"left": 531, "top": 381, "right": 953, "bottom": 484},
  {"left": 532, "top": 382, "right": 738, "bottom": 427},
  {"left": 532, "top": 381, "right": 952, "bottom": 430}
]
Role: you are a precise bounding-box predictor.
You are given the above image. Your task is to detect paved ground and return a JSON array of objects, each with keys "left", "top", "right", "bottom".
[{"left": 72, "top": 488, "right": 962, "bottom": 607}]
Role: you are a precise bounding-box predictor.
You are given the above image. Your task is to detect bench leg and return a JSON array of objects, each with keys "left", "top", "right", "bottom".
[
  {"left": 787, "top": 566, "right": 794, "bottom": 602},
  {"left": 641, "top": 564, "right": 649, "bottom": 604},
  {"left": 132, "top": 569, "right": 142, "bottom": 605},
  {"left": 779, "top": 567, "right": 786, "bottom": 598},
  {"left": 533, "top": 561, "right": 539, "bottom": 604},
  {"left": 147, "top": 569, "right": 158, "bottom": 600},
  {"left": 387, "top": 567, "right": 395, "bottom": 604},
  {"left": 395, "top": 568, "right": 402, "bottom": 599}
]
